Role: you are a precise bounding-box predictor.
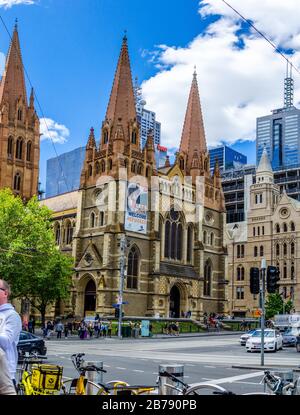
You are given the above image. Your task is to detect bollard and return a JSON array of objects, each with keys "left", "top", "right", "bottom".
[
  {"left": 158, "top": 364, "right": 184, "bottom": 395},
  {"left": 85, "top": 361, "right": 103, "bottom": 395}
]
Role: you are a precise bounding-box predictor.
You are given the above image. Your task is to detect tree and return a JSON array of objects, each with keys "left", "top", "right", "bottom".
[
  {"left": 265, "top": 292, "right": 294, "bottom": 319},
  {"left": 0, "top": 189, "right": 73, "bottom": 325}
]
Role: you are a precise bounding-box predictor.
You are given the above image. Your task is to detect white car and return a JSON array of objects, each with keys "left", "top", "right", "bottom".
[
  {"left": 239, "top": 329, "right": 256, "bottom": 346},
  {"left": 246, "top": 329, "right": 283, "bottom": 352}
]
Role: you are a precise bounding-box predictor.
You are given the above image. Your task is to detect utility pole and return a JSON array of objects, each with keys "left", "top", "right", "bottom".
[
  {"left": 117, "top": 235, "right": 127, "bottom": 339},
  {"left": 260, "top": 258, "right": 267, "bottom": 366}
]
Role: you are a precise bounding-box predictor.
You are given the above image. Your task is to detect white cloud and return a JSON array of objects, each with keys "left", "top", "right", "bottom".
[
  {"left": 141, "top": 0, "right": 300, "bottom": 150},
  {"left": 40, "top": 118, "right": 70, "bottom": 144},
  {"left": 0, "top": 0, "right": 35, "bottom": 8}
]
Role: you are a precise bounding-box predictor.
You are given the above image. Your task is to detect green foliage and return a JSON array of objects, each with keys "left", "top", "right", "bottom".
[
  {"left": 265, "top": 292, "right": 294, "bottom": 319},
  {"left": 0, "top": 189, "right": 73, "bottom": 323}
]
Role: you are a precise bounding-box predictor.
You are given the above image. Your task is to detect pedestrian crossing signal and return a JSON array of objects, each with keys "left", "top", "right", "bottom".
[
  {"left": 267, "top": 266, "right": 280, "bottom": 293},
  {"left": 250, "top": 267, "right": 260, "bottom": 294}
]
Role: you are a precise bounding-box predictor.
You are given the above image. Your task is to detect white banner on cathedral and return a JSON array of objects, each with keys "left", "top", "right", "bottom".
[{"left": 125, "top": 182, "right": 148, "bottom": 234}]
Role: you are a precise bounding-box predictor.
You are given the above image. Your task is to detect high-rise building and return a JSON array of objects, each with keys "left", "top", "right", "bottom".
[
  {"left": 0, "top": 24, "right": 40, "bottom": 200},
  {"left": 46, "top": 146, "right": 85, "bottom": 198},
  {"left": 256, "top": 68, "right": 300, "bottom": 169},
  {"left": 134, "top": 78, "right": 161, "bottom": 149},
  {"left": 209, "top": 145, "right": 247, "bottom": 171}
]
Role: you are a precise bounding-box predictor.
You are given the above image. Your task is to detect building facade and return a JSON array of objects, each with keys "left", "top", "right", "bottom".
[
  {"left": 43, "top": 37, "right": 227, "bottom": 319},
  {"left": 136, "top": 102, "right": 161, "bottom": 149},
  {"left": 209, "top": 145, "right": 247, "bottom": 172},
  {"left": 226, "top": 148, "right": 300, "bottom": 317},
  {"left": 46, "top": 146, "right": 85, "bottom": 198},
  {"left": 0, "top": 25, "right": 40, "bottom": 200}
]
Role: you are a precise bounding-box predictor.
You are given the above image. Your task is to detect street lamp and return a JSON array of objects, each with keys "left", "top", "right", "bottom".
[
  {"left": 231, "top": 224, "right": 239, "bottom": 316},
  {"left": 260, "top": 258, "right": 267, "bottom": 367}
]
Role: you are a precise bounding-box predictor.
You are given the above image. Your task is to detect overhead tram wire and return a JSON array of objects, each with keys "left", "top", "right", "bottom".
[
  {"left": 0, "top": 15, "right": 76, "bottom": 205},
  {"left": 221, "top": 0, "right": 300, "bottom": 76}
]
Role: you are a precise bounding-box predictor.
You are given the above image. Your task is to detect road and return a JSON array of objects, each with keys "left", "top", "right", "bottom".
[{"left": 41, "top": 333, "right": 300, "bottom": 395}]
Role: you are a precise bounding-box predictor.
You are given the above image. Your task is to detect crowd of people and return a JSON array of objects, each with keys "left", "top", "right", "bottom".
[{"left": 163, "top": 322, "right": 180, "bottom": 335}]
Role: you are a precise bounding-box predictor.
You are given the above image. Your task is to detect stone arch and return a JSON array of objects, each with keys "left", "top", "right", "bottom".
[
  {"left": 169, "top": 282, "right": 188, "bottom": 318},
  {"left": 77, "top": 274, "right": 97, "bottom": 317}
]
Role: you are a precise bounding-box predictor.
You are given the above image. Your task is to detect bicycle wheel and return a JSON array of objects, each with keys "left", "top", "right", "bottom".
[{"left": 184, "top": 383, "right": 232, "bottom": 395}]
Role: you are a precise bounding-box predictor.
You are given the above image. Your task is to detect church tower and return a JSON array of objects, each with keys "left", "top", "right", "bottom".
[{"left": 0, "top": 23, "right": 40, "bottom": 200}]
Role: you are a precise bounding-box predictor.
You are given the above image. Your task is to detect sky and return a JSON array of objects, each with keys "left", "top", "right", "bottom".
[{"left": 1, "top": 0, "right": 300, "bottom": 190}]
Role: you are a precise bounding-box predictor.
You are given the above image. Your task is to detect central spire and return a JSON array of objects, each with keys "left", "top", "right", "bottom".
[
  {"left": 0, "top": 24, "right": 27, "bottom": 119},
  {"left": 105, "top": 35, "right": 137, "bottom": 141},
  {"left": 179, "top": 70, "right": 207, "bottom": 170}
]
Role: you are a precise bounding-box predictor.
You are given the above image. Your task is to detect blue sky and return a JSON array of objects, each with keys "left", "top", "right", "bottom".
[{"left": 1, "top": 0, "right": 300, "bottom": 190}]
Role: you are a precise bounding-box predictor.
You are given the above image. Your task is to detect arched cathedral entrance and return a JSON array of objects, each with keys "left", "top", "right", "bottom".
[
  {"left": 84, "top": 279, "right": 96, "bottom": 315},
  {"left": 169, "top": 285, "right": 180, "bottom": 318}
]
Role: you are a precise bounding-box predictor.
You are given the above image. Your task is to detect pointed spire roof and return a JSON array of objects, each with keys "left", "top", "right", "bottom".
[
  {"left": 105, "top": 35, "right": 137, "bottom": 138},
  {"left": 179, "top": 69, "right": 207, "bottom": 168},
  {"left": 257, "top": 146, "right": 273, "bottom": 174},
  {"left": 0, "top": 24, "right": 27, "bottom": 118},
  {"left": 86, "top": 127, "right": 96, "bottom": 148}
]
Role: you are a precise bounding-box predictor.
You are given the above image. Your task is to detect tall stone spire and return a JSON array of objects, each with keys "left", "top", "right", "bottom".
[
  {"left": 0, "top": 24, "right": 27, "bottom": 120},
  {"left": 104, "top": 35, "right": 137, "bottom": 145},
  {"left": 179, "top": 69, "right": 207, "bottom": 171}
]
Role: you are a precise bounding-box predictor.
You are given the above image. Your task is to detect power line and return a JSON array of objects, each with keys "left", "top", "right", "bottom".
[
  {"left": 0, "top": 15, "right": 76, "bottom": 202},
  {"left": 221, "top": 0, "right": 300, "bottom": 76}
]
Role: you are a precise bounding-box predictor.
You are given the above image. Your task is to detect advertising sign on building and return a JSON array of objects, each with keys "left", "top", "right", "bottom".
[
  {"left": 141, "top": 320, "right": 150, "bottom": 337},
  {"left": 125, "top": 182, "right": 148, "bottom": 234}
]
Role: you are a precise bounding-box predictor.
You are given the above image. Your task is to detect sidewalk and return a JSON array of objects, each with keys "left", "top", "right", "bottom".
[{"left": 34, "top": 328, "right": 244, "bottom": 341}]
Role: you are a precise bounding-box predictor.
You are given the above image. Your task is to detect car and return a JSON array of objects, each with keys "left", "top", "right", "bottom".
[
  {"left": 17, "top": 330, "right": 47, "bottom": 360},
  {"left": 282, "top": 327, "right": 300, "bottom": 347},
  {"left": 245, "top": 329, "right": 283, "bottom": 352},
  {"left": 239, "top": 329, "right": 256, "bottom": 346}
]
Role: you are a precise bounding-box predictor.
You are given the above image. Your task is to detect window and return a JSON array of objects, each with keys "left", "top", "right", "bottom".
[
  {"left": 203, "top": 260, "right": 212, "bottom": 296},
  {"left": 7, "top": 137, "right": 13, "bottom": 158},
  {"left": 131, "top": 162, "right": 136, "bottom": 174},
  {"left": 17, "top": 108, "right": 22, "bottom": 121},
  {"left": 26, "top": 141, "right": 32, "bottom": 162},
  {"left": 283, "top": 262, "right": 287, "bottom": 279},
  {"left": 260, "top": 194, "right": 263, "bottom": 203},
  {"left": 283, "top": 223, "right": 288, "bottom": 232},
  {"left": 95, "top": 162, "right": 100, "bottom": 174},
  {"left": 100, "top": 212, "right": 104, "bottom": 226},
  {"left": 127, "top": 246, "right": 139, "bottom": 289},
  {"left": 237, "top": 245, "right": 241, "bottom": 258},
  {"left": 88, "top": 165, "right": 92, "bottom": 177},
  {"left": 276, "top": 224, "right": 280, "bottom": 233},
  {"left": 283, "top": 243, "right": 287, "bottom": 256},
  {"left": 131, "top": 130, "right": 137, "bottom": 144},
  {"left": 164, "top": 208, "right": 183, "bottom": 261},
  {"left": 237, "top": 267, "right": 241, "bottom": 281},
  {"left": 15, "top": 138, "right": 23, "bottom": 159},
  {"left": 13, "top": 173, "right": 21, "bottom": 191},
  {"left": 291, "top": 242, "right": 295, "bottom": 256},
  {"left": 203, "top": 231, "right": 207, "bottom": 244},
  {"left": 210, "top": 232, "right": 214, "bottom": 246},
  {"left": 291, "top": 222, "right": 295, "bottom": 232},
  {"left": 290, "top": 286, "right": 295, "bottom": 300},
  {"left": 253, "top": 227, "right": 256, "bottom": 237},
  {"left": 254, "top": 246, "right": 258, "bottom": 257},
  {"left": 262, "top": 226, "right": 264, "bottom": 235},
  {"left": 236, "top": 287, "right": 244, "bottom": 300},
  {"left": 108, "top": 159, "right": 112, "bottom": 171},
  {"left": 90, "top": 212, "right": 96, "bottom": 228},
  {"left": 179, "top": 158, "right": 184, "bottom": 170},
  {"left": 241, "top": 245, "right": 245, "bottom": 258},
  {"left": 187, "top": 225, "right": 193, "bottom": 263},
  {"left": 260, "top": 246, "right": 264, "bottom": 256},
  {"left": 137, "top": 163, "right": 143, "bottom": 175},
  {"left": 103, "top": 130, "right": 109, "bottom": 144},
  {"left": 291, "top": 263, "right": 295, "bottom": 280},
  {"left": 65, "top": 221, "right": 73, "bottom": 245},
  {"left": 255, "top": 194, "right": 258, "bottom": 204},
  {"left": 276, "top": 244, "right": 280, "bottom": 256},
  {"left": 54, "top": 223, "right": 60, "bottom": 245}
]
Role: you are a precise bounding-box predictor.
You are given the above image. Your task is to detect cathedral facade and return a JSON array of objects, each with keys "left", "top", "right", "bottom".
[{"left": 52, "top": 36, "right": 228, "bottom": 319}]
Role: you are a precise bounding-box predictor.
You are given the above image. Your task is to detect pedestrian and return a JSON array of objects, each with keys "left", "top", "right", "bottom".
[
  {"left": 0, "top": 279, "right": 22, "bottom": 391},
  {"left": 64, "top": 322, "right": 69, "bottom": 339},
  {"left": 107, "top": 321, "right": 112, "bottom": 338},
  {"left": 55, "top": 321, "right": 64, "bottom": 339},
  {"left": 88, "top": 322, "right": 94, "bottom": 338},
  {"left": 28, "top": 318, "right": 33, "bottom": 334},
  {"left": 102, "top": 323, "right": 108, "bottom": 338},
  {"left": 67, "top": 321, "right": 73, "bottom": 335},
  {"left": 0, "top": 347, "right": 16, "bottom": 395},
  {"left": 31, "top": 317, "right": 36, "bottom": 334}
]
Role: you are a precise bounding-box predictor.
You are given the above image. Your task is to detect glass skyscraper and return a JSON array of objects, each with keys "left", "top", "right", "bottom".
[
  {"left": 209, "top": 145, "right": 247, "bottom": 171},
  {"left": 46, "top": 146, "right": 86, "bottom": 198},
  {"left": 256, "top": 107, "right": 300, "bottom": 168}
]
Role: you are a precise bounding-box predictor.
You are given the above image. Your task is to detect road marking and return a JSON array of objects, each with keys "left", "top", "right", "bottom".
[
  {"left": 115, "top": 367, "right": 126, "bottom": 370},
  {"left": 103, "top": 365, "right": 110, "bottom": 368},
  {"left": 204, "top": 366, "right": 216, "bottom": 369},
  {"left": 186, "top": 364, "right": 195, "bottom": 367},
  {"left": 200, "top": 371, "right": 264, "bottom": 385},
  {"left": 234, "top": 381, "right": 261, "bottom": 385},
  {"left": 152, "top": 372, "right": 158, "bottom": 375},
  {"left": 133, "top": 370, "right": 144, "bottom": 373}
]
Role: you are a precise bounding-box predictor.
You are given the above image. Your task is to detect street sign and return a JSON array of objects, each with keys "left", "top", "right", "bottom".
[{"left": 253, "top": 309, "right": 262, "bottom": 318}]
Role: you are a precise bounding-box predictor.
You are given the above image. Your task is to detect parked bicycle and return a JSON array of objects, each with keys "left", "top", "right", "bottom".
[{"left": 262, "top": 370, "right": 300, "bottom": 395}]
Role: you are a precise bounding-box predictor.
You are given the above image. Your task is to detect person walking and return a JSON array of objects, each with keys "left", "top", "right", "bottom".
[
  {"left": 0, "top": 347, "right": 16, "bottom": 395},
  {"left": 55, "top": 321, "right": 64, "bottom": 339},
  {"left": 0, "top": 279, "right": 22, "bottom": 391},
  {"left": 107, "top": 321, "right": 112, "bottom": 338}
]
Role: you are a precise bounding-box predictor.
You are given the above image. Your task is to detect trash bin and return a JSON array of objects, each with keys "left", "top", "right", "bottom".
[{"left": 121, "top": 325, "right": 131, "bottom": 337}]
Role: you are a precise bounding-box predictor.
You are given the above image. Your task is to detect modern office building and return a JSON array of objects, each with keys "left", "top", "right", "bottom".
[
  {"left": 209, "top": 145, "right": 247, "bottom": 171},
  {"left": 46, "top": 146, "right": 85, "bottom": 198},
  {"left": 256, "top": 71, "right": 300, "bottom": 169},
  {"left": 134, "top": 78, "right": 161, "bottom": 149}
]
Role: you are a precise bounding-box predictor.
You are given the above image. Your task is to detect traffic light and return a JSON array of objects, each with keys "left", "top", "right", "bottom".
[
  {"left": 250, "top": 267, "right": 260, "bottom": 294},
  {"left": 267, "top": 266, "right": 280, "bottom": 293},
  {"left": 114, "top": 307, "right": 120, "bottom": 318}
]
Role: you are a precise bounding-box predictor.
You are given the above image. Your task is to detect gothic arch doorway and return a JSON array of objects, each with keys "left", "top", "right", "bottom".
[
  {"left": 169, "top": 285, "right": 180, "bottom": 318},
  {"left": 84, "top": 279, "right": 96, "bottom": 316}
]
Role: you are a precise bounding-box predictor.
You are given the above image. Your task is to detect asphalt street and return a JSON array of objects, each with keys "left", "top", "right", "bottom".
[{"left": 40, "top": 332, "right": 300, "bottom": 395}]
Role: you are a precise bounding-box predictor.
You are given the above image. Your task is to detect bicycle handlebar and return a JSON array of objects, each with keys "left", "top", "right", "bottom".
[{"left": 159, "top": 371, "right": 189, "bottom": 389}]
